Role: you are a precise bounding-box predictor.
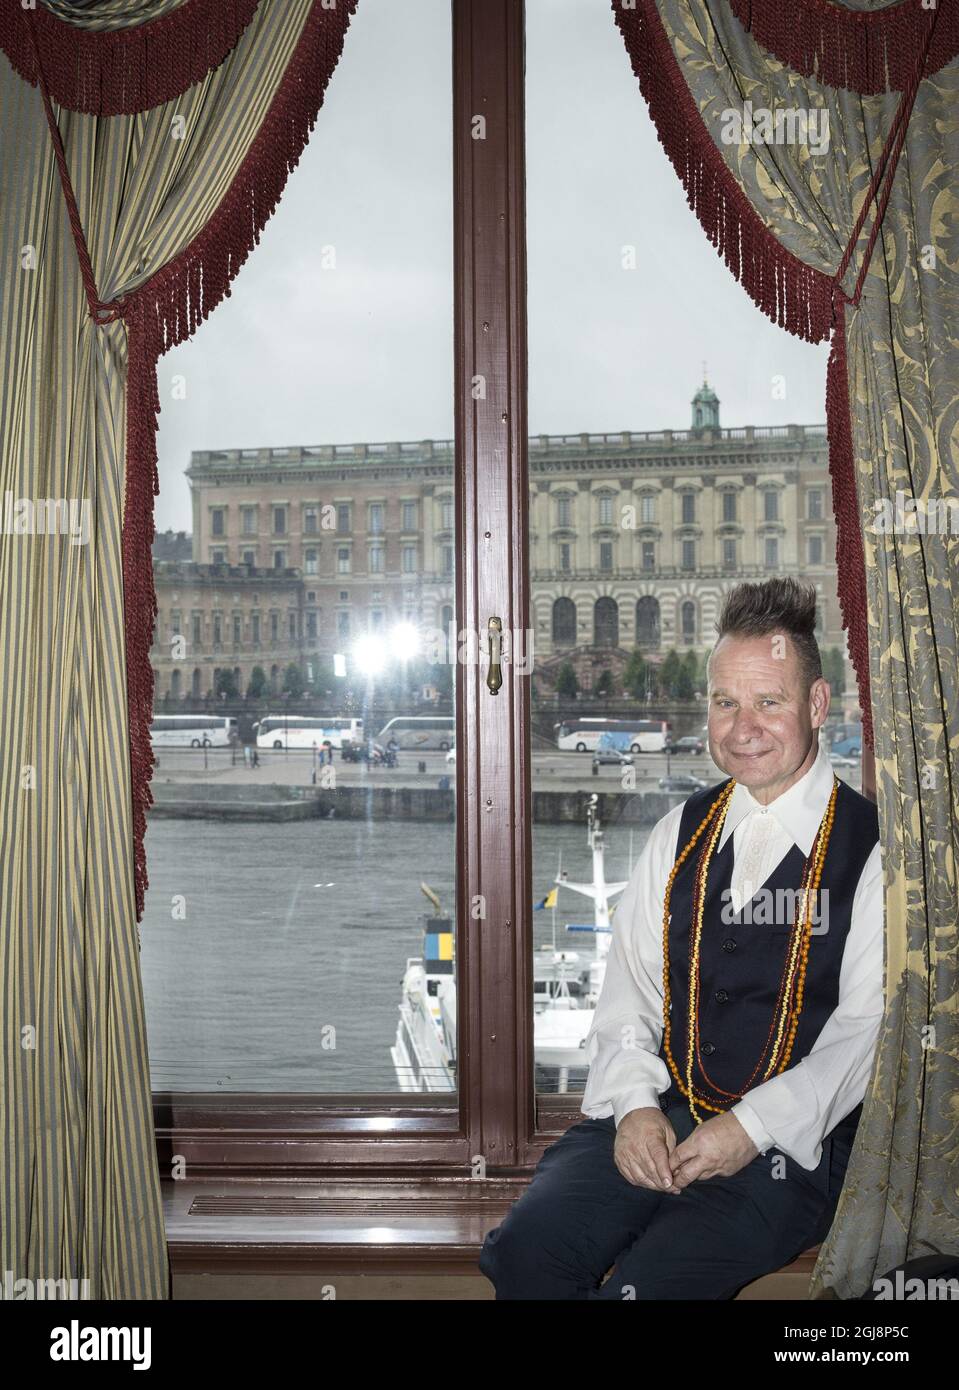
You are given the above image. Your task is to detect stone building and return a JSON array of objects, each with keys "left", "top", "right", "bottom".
[{"left": 152, "top": 381, "right": 849, "bottom": 702}]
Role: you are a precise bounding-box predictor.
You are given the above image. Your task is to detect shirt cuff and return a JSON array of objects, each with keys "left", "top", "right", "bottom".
[
  {"left": 612, "top": 1086, "right": 664, "bottom": 1128},
  {"left": 730, "top": 1099, "right": 776, "bottom": 1155}
]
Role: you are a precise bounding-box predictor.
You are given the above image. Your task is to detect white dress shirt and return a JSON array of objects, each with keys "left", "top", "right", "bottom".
[{"left": 580, "top": 742, "right": 884, "bottom": 1170}]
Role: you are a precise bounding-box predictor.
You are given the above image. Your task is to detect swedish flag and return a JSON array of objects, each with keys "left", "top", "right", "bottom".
[{"left": 534, "top": 888, "right": 558, "bottom": 910}]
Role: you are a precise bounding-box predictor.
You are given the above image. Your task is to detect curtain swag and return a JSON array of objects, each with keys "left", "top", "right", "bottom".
[
  {"left": 614, "top": 0, "right": 942, "bottom": 749},
  {"left": 24, "top": 0, "right": 358, "bottom": 918},
  {"left": 0, "top": 0, "right": 262, "bottom": 115},
  {"left": 725, "top": 0, "right": 959, "bottom": 96}
]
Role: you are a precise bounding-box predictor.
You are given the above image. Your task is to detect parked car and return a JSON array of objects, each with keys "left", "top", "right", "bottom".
[
  {"left": 445, "top": 746, "right": 456, "bottom": 764},
  {"left": 830, "top": 752, "right": 858, "bottom": 767},
  {"left": 592, "top": 732, "right": 636, "bottom": 768},
  {"left": 830, "top": 736, "right": 862, "bottom": 758},
  {"left": 671, "top": 736, "right": 705, "bottom": 755},
  {"left": 659, "top": 774, "right": 708, "bottom": 794}
]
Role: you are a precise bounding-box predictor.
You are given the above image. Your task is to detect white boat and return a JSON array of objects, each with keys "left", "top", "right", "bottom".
[{"left": 390, "top": 800, "right": 630, "bottom": 1093}]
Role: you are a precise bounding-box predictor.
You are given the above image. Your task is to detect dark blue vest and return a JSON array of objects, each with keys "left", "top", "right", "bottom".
[{"left": 656, "top": 775, "right": 878, "bottom": 1144}]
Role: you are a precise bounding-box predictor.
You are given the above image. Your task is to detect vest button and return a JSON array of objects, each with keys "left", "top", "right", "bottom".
[
  {"left": 715, "top": 989, "right": 728, "bottom": 1003},
  {"left": 702, "top": 1042, "right": 716, "bottom": 1055},
  {"left": 722, "top": 938, "right": 737, "bottom": 953}
]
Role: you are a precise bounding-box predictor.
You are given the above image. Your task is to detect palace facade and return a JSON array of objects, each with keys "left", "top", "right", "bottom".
[{"left": 152, "top": 381, "right": 851, "bottom": 702}]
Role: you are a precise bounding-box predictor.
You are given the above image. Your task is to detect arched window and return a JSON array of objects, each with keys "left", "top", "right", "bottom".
[
  {"left": 635, "top": 596, "right": 660, "bottom": 650},
  {"left": 593, "top": 597, "right": 618, "bottom": 648},
  {"left": 552, "top": 597, "right": 576, "bottom": 646},
  {"left": 681, "top": 600, "right": 696, "bottom": 643},
  {"left": 170, "top": 668, "right": 182, "bottom": 700},
  {"left": 270, "top": 664, "right": 279, "bottom": 694},
  {"left": 191, "top": 668, "right": 202, "bottom": 699}
]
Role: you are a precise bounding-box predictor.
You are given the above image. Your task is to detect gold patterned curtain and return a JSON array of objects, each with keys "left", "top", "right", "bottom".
[
  {"left": 0, "top": 0, "right": 357, "bottom": 1300},
  {"left": 613, "top": 0, "right": 959, "bottom": 1298}
]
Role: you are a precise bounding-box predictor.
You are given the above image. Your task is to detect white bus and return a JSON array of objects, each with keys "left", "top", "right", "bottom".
[
  {"left": 255, "top": 715, "right": 363, "bottom": 751},
  {"left": 555, "top": 717, "right": 672, "bottom": 754},
  {"left": 376, "top": 716, "right": 454, "bottom": 751},
  {"left": 150, "top": 715, "right": 238, "bottom": 748}
]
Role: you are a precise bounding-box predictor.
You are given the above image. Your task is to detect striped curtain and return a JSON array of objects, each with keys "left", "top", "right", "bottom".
[
  {"left": 615, "top": 0, "right": 959, "bottom": 1298},
  {"left": 0, "top": 0, "right": 355, "bottom": 1300}
]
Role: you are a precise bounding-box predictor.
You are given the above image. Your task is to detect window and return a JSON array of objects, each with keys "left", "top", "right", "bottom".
[
  {"left": 273, "top": 550, "right": 285, "bottom": 570},
  {"left": 305, "top": 548, "right": 318, "bottom": 575},
  {"left": 640, "top": 494, "right": 655, "bottom": 524},
  {"left": 722, "top": 491, "right": 737, "bottom": 523},
  {"left": 191, "top": 614, "right": 202, "bottom": 648},
  {"left": 808, "top": 534, "right": 823, "bottom": 565},
  {"left": 211, "top": 548, "right": 226, "bottom": 564},
  {"left": 251, "top": 614, "right": 260, "bottom": 645},
  {"left": 212, "top": 615, "right": 222, "bottom": 648},
  {"left": 304, "top": 507, "right": 319, "bottom": 535},
  {"left": 306, "top": 612, "right": 318, "bottom": 640},
  {"left": 764, "top": 489, "right": 779, "bottom": 522},
  {"left": 441, "top": 498, "right": 454, "bottom": 530},
  {"left": 241, "top": 507, "right": 257, "bottom": 536},
  {"left": 443, "top": 546, "right": 453, "bottom": 575},
  {"left": 641, "top": 540, "right": 655, "bottom": 572},
  {"left": 598, "top": 541, "right": 613, "bottom": 572},
  {"left": 559, "top": 542, "right": 571, "bottom": 572},
  {"left": 807, "top": 488, "right": 823, "bottom": 520},
  {"left": 369, "top": 503, "right": 384, "bottom": 534},
  {"left": 598, "top": 495, "right": 613, "bottom": 525},
  {"left": 681, "top": 492, "right": 695, "bottom": 524},
  {"left": 242, "top": 549, "right": 256, "bottom": 567},
  {"left": 337, "top": 547, "right": 351, "bottom": 574},
  {"left": 211, "top": 508, "right": 225, "bottom": 537},
  {"left": 723, "top": 538, "right": 737, "bottom": 569},
  {"left": 681, "top": 599, "right": 696, "bottom": 643},
  {"left": 556, "top": 495, "right": 572, "bottom": 526},
  {"left": 336, "top": 503, "right": 351, "bottom": 534},
  {"left": 270, "top": 612, "right": 279, "bottom": 644},
  {"left": 289, "top": 612, "right": 297, "bottom": 641},
  {"left": 233, "top": 614, "right": 242, "bottom": 646},
  {"left": 402, "top": 544, "right": 416, "bottom": 573},
  {"left": 765, "top": 537, "right": 779, "bottom": 568},
  {"left": 402, "top": 501, "right": 417, "bottom": 531},
  {"left": 337, "top": 611, "right": 350, "bottom": 639},
  {"left": 681, "top": 539, "right": 696, "bottom": 570},
  {"left": 273, "top": 506, "right": 287, "bottom": 535},
  {"left": 369, "top": 545, "right": 384, "bottom": 573}
]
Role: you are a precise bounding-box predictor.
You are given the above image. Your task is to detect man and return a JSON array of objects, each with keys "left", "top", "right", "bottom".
[{"left": 479, "top": 578, "right": 883, "bottom": 1300}]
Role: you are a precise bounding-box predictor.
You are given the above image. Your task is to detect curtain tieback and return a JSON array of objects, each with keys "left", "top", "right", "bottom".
[{"left": 25, "top": 9, "right": 129, "bottom": 326}]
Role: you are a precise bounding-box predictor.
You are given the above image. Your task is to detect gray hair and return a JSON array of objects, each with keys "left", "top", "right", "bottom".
[{"left": 711, "top": 578, "right": 823, "bottom": 690}]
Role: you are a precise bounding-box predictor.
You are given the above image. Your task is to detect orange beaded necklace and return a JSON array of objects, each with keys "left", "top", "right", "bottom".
[{"left": 661, "top": 774, "right": 839, "bottom": 1125}]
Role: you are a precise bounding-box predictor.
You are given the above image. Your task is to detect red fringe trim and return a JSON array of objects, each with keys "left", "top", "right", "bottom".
[
  {"left": 727, "top": 0, "right": 957, "bottom": 96},
  {"left": 614, "top": 0, "right": 873, "bottom": 743},
  {"left": 120, "top": 0, "right": 358, "bottom": 918},
  {"left": 825, "top": 297, "right": 873, "bottom": 750},
  {"left": 0, "top": 0, "right": 261, "bottom": 116}
]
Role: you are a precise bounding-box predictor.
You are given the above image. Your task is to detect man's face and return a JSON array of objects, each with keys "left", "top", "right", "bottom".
[{"left": 707, "top": 633, "right": 828, "bottom": 798}]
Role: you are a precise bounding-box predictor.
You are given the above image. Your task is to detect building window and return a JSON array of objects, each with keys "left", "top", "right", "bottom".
[
  {"left": 337, "top": 611, "right": 350, "bottom": 639},
  {"left": 808, "top": 535, "right": 823, "bottom": 565},
  {"left": 369, "top": 503, "right": 384, "bottom": 534},
  {"left": 636, "top": 596, "right": 660, "bottom": 649},
  {"left": 599, "top": 541, "right": 613, "bottom": 572},
  {"left": 304, "top": 507, "right": 319, "bottom": 535},
  {"left": 640, "top": 494, "right": 656, "bottom": 525},
  {"left": 192, "top": 613, "right": 202, "bottom": 647},
  {"left": 765, "top": 537, "right": 779, "bottom": 568},
  {"left": 213, "top": 615, "right": 222, "bottom": 647},
  {"left": 270, "top": 612, "right": 279, "bottom": 643},
  {"left": 681, "top": 492, "right": 695, "bottom": 524},
  {"left": 681, "top": 599, "right": 696, "bottom": 644},
  {"left": 289, "top": 613, "right": 297, "bottom": 641},
  {"left": 370, "top": 610, "right": 384, "bottom": 631},
  {"left": 242, "top": 549, "right": 256, "bottom": 567},
  {"left": 211, "top": 548, "right": 226, "bottom": 564},
  {"left": 337, "top": 504, "right": 351, "bottom": 534},
  {"left": 252, "top": 614, "right": 260, "bottom": 645},
  {"left": 681, "top": 539, "right": 696, "bottom": 570},
  {"left": 807, "top": 489, "right": 823, "bottom": 520},
  {"left": 274, "top": 550, "right": 285, "bottom": 570},
  {"left": 556, "top": 496, "right": 572, "bottom": 527},
  {"left": 722, "top": 491, "right": 737, "bottom": 523},
  {"left": 402, "top": 501, "right": 417, "bottom": 531},
  {"left": 723, "top": 538, "right": 737, "bottom": 570},
  {"left": 552, "top": 597, "right": 576, "bottom": 645},
  {"left": 369, "top": 546, "right": 384, "bottom": 573},
  {"left": 306, "top": 612, "right": 318, "bottom": 640},
  {"left": 593, "top": 596, "right": 618, "bottom": 647},
  {"left": 305, "top": 548, "right": 318, "bottom": 575},
  {"left": 241, "top": 507, "right": 256, "bottom": 536},
  {"left": 170, "top": 609, "right": 182, "bottom": 638},
  {"left": 641, "top": 541, "right": 655, "bottom": 572},
  {"left": 598, "top": 495, "right": 613, "bottom": 525},
  {"left": 441, "top": 498, "right": 454, "bottom": 530},
  {"left": 402, "top": 545, "right": 416, "bottom": 573},
  {"left": 559, "top": 542, "right": 571, "bottom": 572},
  {"left": 233, "top": 614, "right": 242, "bottom": 646},
  {"left": 443, "top": 546, "right": 453, "bottom": 575},
  {"left": 337, "top": 548, "right": 351, "bottom": 574},
  {"left": 764, "top": 490, "right": 779, "bottom": 522},
  {"left": 211, "top": 508, "right": 225, "bottom": 537},
  {"left": 273, "top": 506, "right": 287, "bottom": 535}
]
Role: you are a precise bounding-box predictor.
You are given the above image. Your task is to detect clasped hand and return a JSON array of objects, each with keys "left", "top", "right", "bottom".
[{"left": 613, "top": 1106, "right": 758, "bottom": 1192}]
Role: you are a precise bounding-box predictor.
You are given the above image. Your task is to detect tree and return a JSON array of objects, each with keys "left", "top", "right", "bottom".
[
  {"left": 675, "top": 663, "right": 695, "bottom": 699},
  {"left": 246, "top": 665, "right": 267, "bottom": 700},
  {"left": 822, "top": 646, "right": 845, "bottom": 695},
  {"left": 622, "top": 649, "right": 648, "bottom": 698},
  {"left": 214, "top": 668, "right": 239, "bottom": 700},
  {"left": 282, "top": 662, "right": 305, "bottom": 698},
  {"left": 659, "top": 649, "right": 682, "bottom": 698},
  {"left": 556, "top": 661, "right": 579, "bottom": 699},
  {"left": 595, "top": 668, "right": 614, "bottom": 698}
]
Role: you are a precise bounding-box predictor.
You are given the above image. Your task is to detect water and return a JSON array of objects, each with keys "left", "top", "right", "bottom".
[{"left": 139, "top": 816, "right": 648, "bottom": 1092}]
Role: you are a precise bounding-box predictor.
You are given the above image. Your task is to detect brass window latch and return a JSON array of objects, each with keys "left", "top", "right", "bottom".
[{"left": 486, "top": 616, "right": 503, "bottom": 694}]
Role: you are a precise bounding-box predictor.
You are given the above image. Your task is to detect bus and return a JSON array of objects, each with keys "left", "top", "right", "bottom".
[
  {"left": 375, "top": 716, "right": 454, "bottom": 751},
  {"left": 150, "top": 715, "right": 238, "bottom": 748},
  {"left": 555, "top": 717, "right": 672, "bottom": 754},
  {"left": 255, "top": 715, "right": 363, "bottom": 751}
]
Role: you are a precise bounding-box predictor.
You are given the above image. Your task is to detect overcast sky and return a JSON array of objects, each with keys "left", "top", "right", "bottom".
[{"left": 154, "top": 0, "right": 830, "bottom": 534}]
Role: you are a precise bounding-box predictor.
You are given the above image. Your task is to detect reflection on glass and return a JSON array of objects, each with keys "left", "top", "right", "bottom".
[
  {"left": 526, "top": 0, "right": 856, "bottom": 1096},
  {"left": 141, "top": 0, "right": 455, "bottom": 1093}
]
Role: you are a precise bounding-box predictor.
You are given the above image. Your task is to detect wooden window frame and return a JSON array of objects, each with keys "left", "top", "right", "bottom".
[{"left": 153, "top": 0, "right": 575, "bottom": 1184}]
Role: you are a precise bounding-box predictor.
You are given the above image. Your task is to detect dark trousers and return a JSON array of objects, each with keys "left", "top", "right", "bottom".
[{"left": 479, "top": 1102, "right": 857, "bottom": 1300}]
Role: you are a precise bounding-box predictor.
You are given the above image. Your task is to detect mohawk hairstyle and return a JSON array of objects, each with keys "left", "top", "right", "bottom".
[{"left": 713, "top": 578, "right": 823, "bottom": 690}]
